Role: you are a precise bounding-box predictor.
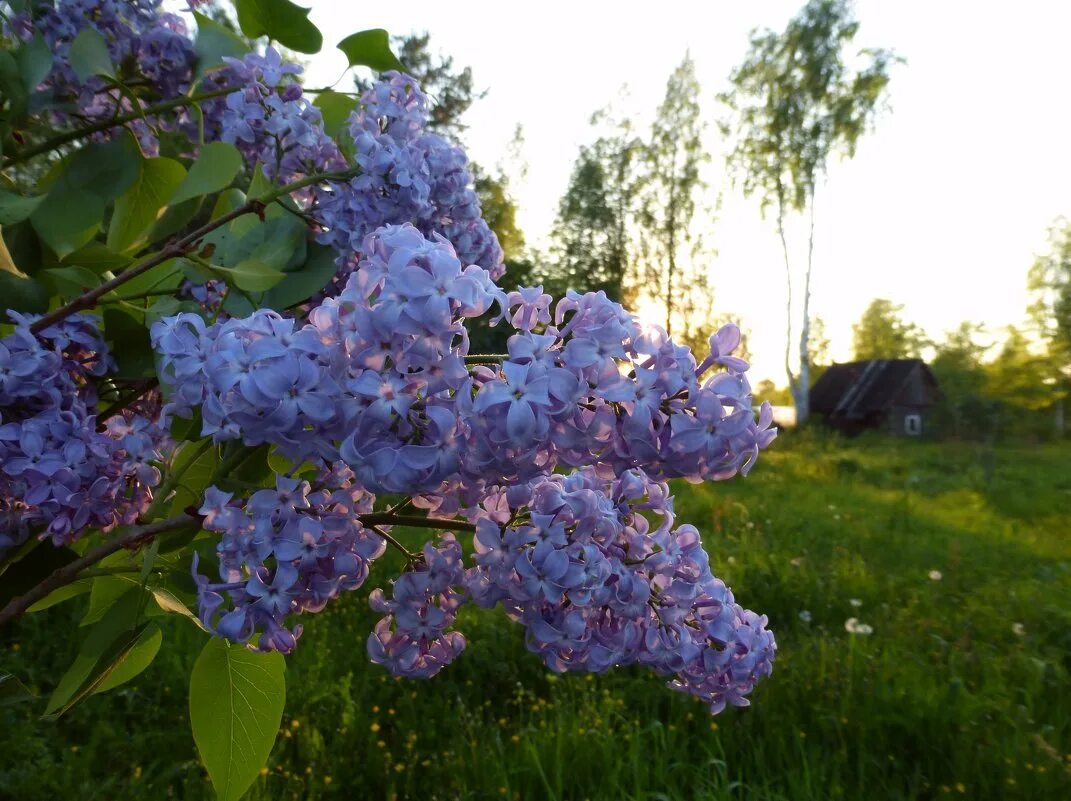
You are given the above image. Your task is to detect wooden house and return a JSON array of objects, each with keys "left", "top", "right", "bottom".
[{"left": 809, "top": 359, "right": 941, "bottom": 436}]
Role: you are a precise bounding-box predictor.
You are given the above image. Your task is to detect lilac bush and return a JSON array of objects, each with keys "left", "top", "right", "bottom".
[{"left": 0, "top": 0, "right": 777, "bottom": 793}]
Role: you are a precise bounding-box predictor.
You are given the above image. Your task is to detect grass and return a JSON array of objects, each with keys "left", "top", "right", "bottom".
[{"left": 2, "top": 432, "right": 1070, "bottom": 800}]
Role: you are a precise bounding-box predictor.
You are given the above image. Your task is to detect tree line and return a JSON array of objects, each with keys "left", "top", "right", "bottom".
[{"left": 379, "top": 0, "right": 1067, "bottom": 440}]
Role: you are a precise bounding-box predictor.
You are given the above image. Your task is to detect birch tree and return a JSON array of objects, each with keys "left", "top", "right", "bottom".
[{"left": 720, "top": 0, "right": 897, "bottom": 423}]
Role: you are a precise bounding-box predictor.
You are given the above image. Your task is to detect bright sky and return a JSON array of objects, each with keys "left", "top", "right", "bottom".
[{"left": 296, "top": 0, "right": 1071, "bottom": 383}]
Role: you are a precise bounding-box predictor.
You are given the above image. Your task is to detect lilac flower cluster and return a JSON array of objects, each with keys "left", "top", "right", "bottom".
[
  {"left": 368, "top": 534, "right": 467, "bottom": 678},
  {"left": 153, "top": 223, "right": 774, "bottom": 502},
  {"left": 202, "top": 47, "right": 346, "bottom": 186},
  {"left": 193, "top": 471, "right": 385, "bottom": 653},
  {"left": 313, "top": 72, "right": 506, "bottom": 277},
  {"left": 152, "top": 224, "right": 502, "bottom": 492},
  {"left": 10, "top": 1, "right": 196, "bottom": 154},
  {"left": 457, "top": 292, "right": 777, "bottom": 494},
  {"left": 461, "top": 467, "right": 775, "bottom": 713},
  {"left": 0, "top": 315, "right": 167, "bottom": 555}
]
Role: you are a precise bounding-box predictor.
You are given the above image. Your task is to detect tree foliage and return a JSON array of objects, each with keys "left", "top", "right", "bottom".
[
  {"left": 640, "top": 54, "right": 708, "bottom": 337},
  {"left": 851, "top": 298, "right": 928, "bottom": 360},
  {"left": 548, "top": 112, "right": 641, "bottom": 304}
]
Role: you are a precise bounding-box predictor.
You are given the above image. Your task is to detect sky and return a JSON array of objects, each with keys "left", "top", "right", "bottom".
[{"left": 296, "top": 0, "right": 1071, "bottom": 383}]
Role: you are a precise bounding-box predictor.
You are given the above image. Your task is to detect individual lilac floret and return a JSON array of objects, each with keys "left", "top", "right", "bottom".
[
  {"left": 313, "top": 71, "right": 506, "bottom": 277},
  {"left": 367, "top": 533, "right": 467, "bottom": 678},
  {"left": 194, "top": 469, "right": 385, "bottom": 653}
]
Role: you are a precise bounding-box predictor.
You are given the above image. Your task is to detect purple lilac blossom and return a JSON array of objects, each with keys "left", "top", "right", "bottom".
[
  {"left": 152, "top": 224, "right": 775, "bottom": 500},
  {"left": 461, "top": 467, "right": 776, "bottom": 713},
  {"left": 10, "top": 1, "right": 196, "bottom": 153},
  {"left": 313, "top": 71, "right": 506, "bottom": 277},
  {"left": 204, "top": 47, "right": 347, "bottom": 186},
  {"left": 367, "top": 533, "right": 467, "bottom": 678},
  {"left": 0, "top": 314, "right": 168, "bottom": 555},
  {"left": 193, "top": 469, "right": 385, "bottom": 653}
]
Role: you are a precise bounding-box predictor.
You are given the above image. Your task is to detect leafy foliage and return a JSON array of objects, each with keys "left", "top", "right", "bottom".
[{"left": 850, "top": 298, "right": 929, "bottom": 360}]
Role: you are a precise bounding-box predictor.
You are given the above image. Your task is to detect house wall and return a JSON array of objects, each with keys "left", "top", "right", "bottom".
[{"left": 887, "top": 405, "right": 928, "bottom": 437}]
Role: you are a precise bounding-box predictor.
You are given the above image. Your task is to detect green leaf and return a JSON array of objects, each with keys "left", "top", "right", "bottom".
[
  {"left": 15, "top": 33, "right": 52, "bottom": 92},
  {"left": 236, "top": 0, "right": 323, "bottom": 54},
  {"left": 312, "top": 90, "right": 358, "bottom": 139},
  {"left": 46, "top": 588, "right": 158, "bottom": 718},
  {"left": 190, "top": 638, "right": 286, "bottom": 801},
  {"left": 81, "top": 575, "right": 138, "bottom": 628},
  {"left": 107, "top": 157, "right": 187, "bottom": 254},
  {"left": 58, "top": 241, "right": 130, "bottom": 273},
  {"left": 0, "top": 189, "right": 44, "bottom": 225},
  {"left": 151, "top": 586, "right": 208, "bottom": 631},
  {"left": 31, "top": 133, "right": 142, "bottom": 258},
  {"left": 0, "top": 269, "right": 48, "bottom": 313},
  {"left": 166, "top": 439, "right": 219, "bottom": 517},
  {"left": 26, "top": 578, "right": 93, "bottom": 613},
  {"left": 115, "top": 256, "right": 184, "bottom": 299},
  {"left": 102, "top": 307, "right": 155, "bottom": 378},
  {"left": 150, "top": 195, "right": 204, "bottom": 244},
  {"left": 0, "top": 673, "right": 36, "bottom": 707},
  {"left": 210, "top": 188, "right": 248, "bottom": 220},
  {"left": 246, "top": 162, "right": 273, "bottom": 200},
  {"left": 40, "top": 264, "right": 101, "bottom": 301},
  {"left": 337, "top": 29, "right": 404, "bottom": 72},
  {"left": 69, "top": 27, "right": 115, "bottom": 81},
  {"left": 93, "top": 621, "right": 162, "bottom": 694},
  {"left": 171, "top": 142, "right": 242, "bottom": 206},
  {"left": 261, "top": 243, "right": 338, "bottom": 310},
  {"left": 0, "top": 50, "right": 29, "bottom": 126},
  {"left": 225, "top": 258, "right": 286, "bottom": 292},
  {"left": 193, "top": 11, "right": 251, "bottom": 79}
]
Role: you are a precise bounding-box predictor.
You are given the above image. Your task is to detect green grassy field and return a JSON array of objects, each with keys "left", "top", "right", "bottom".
[{"left": 3, "top": 434, "right": 1070, "bottom": 800}]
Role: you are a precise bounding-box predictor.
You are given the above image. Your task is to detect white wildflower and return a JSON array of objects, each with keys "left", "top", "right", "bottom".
[{"left": 845, "top": 617, "right": 873, "bottom": 636}]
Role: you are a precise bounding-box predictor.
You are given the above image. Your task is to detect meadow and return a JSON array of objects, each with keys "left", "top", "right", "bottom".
[{"left": 2, "top": 433, "right": 1070, "bottom": 801}]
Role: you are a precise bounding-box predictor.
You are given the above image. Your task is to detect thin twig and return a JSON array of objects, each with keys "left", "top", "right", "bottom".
[
  {"left": 28, "top": 167, "right": 358, "bottom": 334},
  {"left": 368, "top": 525, "right": 418, "bottom": 563},
  {"left": 1, "top": 85, "right": 344, "bottom": 170},
  {"left": 0, "top": 514, "right": 198, "bottom": 628},
  {"left": 358, "top": 513, "right": 477, "bottom": 534},
  {"left": 0, "top": 87, "right": 236, "bottom": 170},
  {"left": 29, "top": 202, "right": 256, "bottom": 334}
]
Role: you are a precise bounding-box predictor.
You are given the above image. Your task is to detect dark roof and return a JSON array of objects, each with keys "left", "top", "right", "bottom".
[{"left": 810, "top": 359, "right": 936, "bottom": 419}]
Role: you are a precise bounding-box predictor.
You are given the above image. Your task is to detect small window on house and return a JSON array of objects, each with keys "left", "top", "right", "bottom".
[{"left": 904, "top": 414, "right": 922, "bottom": 436}]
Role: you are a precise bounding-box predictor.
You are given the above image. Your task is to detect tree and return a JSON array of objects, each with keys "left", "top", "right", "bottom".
[
  {"left": 808, "top": 315, "right": 831, "bottom": 380},
  {"left": 1027, "top": 218, "right": 1071, "bottom": 434},
  {"left": 985, "top": 326, "right": 1060, "bottom": 438},
  {"left": 851, "top": 298, "right": 928, "bottom": 360},
  {"left": 930, "top": 322, "right": 994, "bottom": 438},
  {"left": 721, "top": 0, "right": 897, "bottom": 423},
  {"left": 640, "top": 54, "right": 708, "bottom": 336},
  {"left": 549, "top": 119, "right": 641, "bottom": 304}
]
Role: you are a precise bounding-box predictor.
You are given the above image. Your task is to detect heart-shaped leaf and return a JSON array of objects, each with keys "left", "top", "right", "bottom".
[
  {"left": 337, "top": 29, "right": 404, "bottom": 72},
  {"left": 236, "top": 0, "right": 322, "bottom": 54},
  {"left": 190, "top": 638, "right": 286, "bottom": 801}
]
